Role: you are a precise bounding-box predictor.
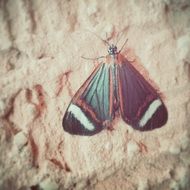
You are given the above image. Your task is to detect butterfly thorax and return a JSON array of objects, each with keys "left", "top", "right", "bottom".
[
  {"left": 108, "top": 44, "right": 118, "bottom": 60},
  {"left": 108, "top": 44, "right": 117, "bottom": 55},
  {"left": 106, "top": 44, "right": 127, "bottom": 66}
]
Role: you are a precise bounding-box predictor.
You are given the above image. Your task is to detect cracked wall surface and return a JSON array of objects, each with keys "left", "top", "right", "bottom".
[{"left": 0, "top": 0, "right": 190, "bottom": 190}]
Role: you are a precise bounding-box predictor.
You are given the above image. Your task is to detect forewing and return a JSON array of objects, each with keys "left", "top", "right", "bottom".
[
  {"left": 118, "top": 59, "right": 168, "bottom": 131},
  {"left": 63, "top": 63, "right": 114, "bottom": 135}
]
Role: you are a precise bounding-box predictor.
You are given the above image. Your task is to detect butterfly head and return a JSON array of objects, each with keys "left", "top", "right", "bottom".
[{"left": 108, "top": 44, "right": 118, "bottom": 55}]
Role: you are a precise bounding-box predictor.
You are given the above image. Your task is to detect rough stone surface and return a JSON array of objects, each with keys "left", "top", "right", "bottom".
[{"left": 0, "top": 0, "right": 190, "bottom": 190}]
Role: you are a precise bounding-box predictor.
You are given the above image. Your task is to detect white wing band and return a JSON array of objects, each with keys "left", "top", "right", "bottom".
[
  {"left": 139, "top": 99, "right": 162, "bottom": 128},
  {"left": 68, "top": 103, "right": 95, "bottom": 131}
]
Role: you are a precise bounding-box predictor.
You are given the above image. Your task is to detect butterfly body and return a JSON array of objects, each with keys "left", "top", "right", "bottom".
[{"left": 62, "top": 44, "right": 168, "bottom": 136}]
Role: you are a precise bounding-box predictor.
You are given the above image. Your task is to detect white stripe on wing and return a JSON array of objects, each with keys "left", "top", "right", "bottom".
[
  {"left": 139, "top": 99, "right": 162, "bottom": 128},
  {"left": 68, "top": 103, "right": 95, "bottom": 131}
]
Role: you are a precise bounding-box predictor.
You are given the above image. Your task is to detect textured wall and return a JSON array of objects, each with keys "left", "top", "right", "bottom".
[{"left": 0, "top": 0, "right": 190, "bottom": 190}]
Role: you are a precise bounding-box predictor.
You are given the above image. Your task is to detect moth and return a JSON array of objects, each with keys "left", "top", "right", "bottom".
[{"left": 62, "top": 37, "right": 168, "bottom": 136}]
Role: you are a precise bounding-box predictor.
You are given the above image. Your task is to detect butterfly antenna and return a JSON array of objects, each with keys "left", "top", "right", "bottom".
[
  {"left": 118, "top": 38, "right": 128, "bottom": 53},
  {"left": 81, "top": 55, "right": 106, "bottom": 60},
  {"left": 115, "top": 32, "right": 123, "bottom": 46},
  {"left": 85, "top": 29, "right": 111, "bottom": 47}
]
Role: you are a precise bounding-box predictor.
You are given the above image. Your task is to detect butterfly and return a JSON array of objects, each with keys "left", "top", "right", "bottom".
[{"left": 62, "top": 37, "right": 168, "bottom": 136}]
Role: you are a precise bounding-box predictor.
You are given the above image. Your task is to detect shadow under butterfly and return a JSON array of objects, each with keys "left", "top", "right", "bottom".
[{"left": 62, "top": 36, "right": 168, "bottom": 136}]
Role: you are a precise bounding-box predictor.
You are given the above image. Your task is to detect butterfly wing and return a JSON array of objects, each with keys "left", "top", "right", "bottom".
[
  {"left": 63, "top": 63, "right": 115, "bottom": 136},
  {"left": 117, "top": 59, "right": 168, "bottom": 131}
]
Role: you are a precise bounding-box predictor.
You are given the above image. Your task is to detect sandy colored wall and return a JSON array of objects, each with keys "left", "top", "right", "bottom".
[{"left": 0, "top": 0, "right": 190, "bottom": 189}]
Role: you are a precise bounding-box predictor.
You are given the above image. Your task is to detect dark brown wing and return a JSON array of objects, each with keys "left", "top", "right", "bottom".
[{"left": 117, "top": 58, "right": 168, "bottom": 131}]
